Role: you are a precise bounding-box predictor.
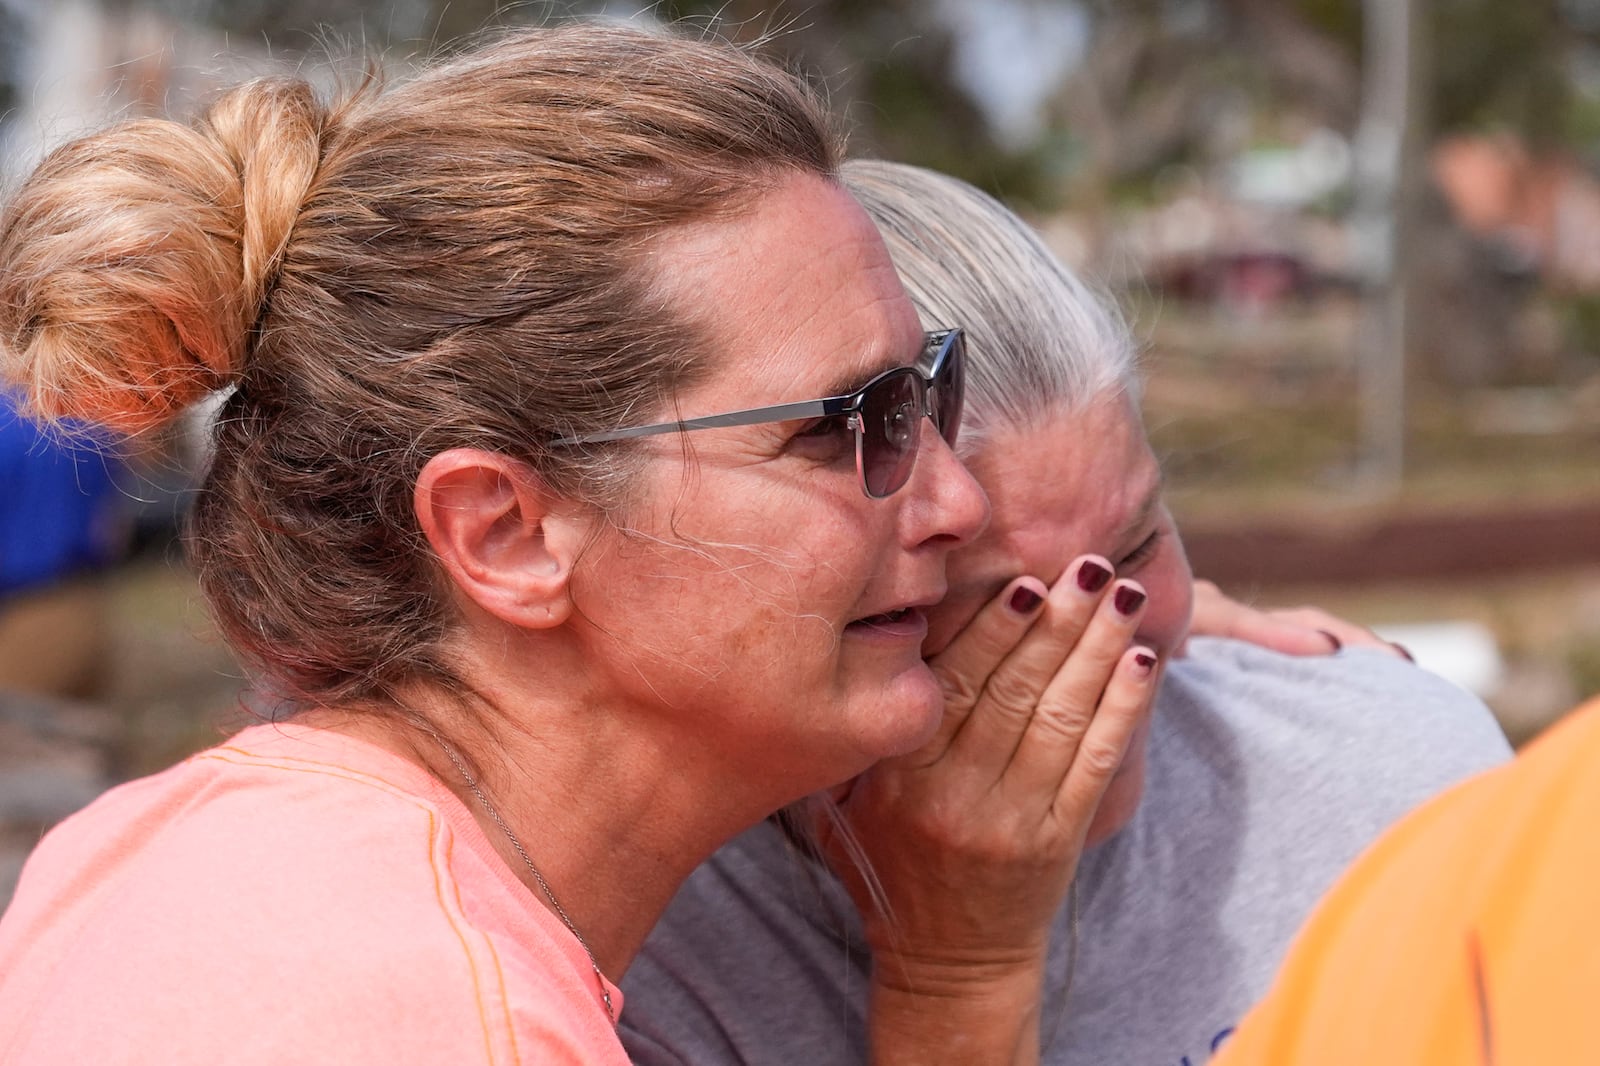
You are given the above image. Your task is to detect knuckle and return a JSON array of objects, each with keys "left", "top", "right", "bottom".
[
  {"left": 981, "top": 670, "right": 1041, "bottom": 723},
  {"left": 937, "top": 668, "right": 983, "bottom": 712},
  {"left": 917, "top": 796, "right": 995, "bottom": 852},
  {"left": 919, "top": 805, "right": 966, "bottom": 847},
  {"left": 1076, "top": 737, "right": 1126, "bottom": 778},
  {"left": 1032, "top": 699, "right": 1095, "bottom": 745}
]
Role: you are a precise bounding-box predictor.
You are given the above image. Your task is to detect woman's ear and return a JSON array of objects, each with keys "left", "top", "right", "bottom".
[{"left": 413, "top": 449, "right": 590, "bottom": 629}]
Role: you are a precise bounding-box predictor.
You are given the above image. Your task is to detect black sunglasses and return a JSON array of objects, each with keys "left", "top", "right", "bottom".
[{"left": 553, "top": 329, "right": 966, "bottom": 499}]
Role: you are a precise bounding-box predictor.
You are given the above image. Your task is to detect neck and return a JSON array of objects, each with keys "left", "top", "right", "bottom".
[{"left": 305, "top": 670, "right": 787, "bottom": 978}]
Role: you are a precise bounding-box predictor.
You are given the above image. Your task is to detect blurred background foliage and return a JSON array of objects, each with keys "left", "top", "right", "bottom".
[{"left": 10, "top": 0, "right": 1587, "bottom": 397}]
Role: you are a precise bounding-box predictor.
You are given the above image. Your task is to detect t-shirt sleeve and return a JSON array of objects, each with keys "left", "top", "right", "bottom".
[
  {"left": 1333, "top": 645, "right": 1512, "bottom": 789},
  {"left": 619, "top": 986, "right": 711, "bottom": 1065}
]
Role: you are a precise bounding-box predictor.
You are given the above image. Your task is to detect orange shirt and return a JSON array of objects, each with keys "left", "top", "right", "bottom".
[
  {"left": 1216, "top": 698, "right": 1600, "bottom": 1065},
  {"left": 0, "top": 723, "right": 627, "bottom": 1065}
]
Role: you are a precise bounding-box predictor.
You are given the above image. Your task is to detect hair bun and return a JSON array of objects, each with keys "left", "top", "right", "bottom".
[{"left": 0, "top": 77, "right": 324, "bottom": 434}]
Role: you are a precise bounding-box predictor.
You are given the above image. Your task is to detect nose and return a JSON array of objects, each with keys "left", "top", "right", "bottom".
[{"left": 902, "top": 424, "right": 989, "bottom": 549}]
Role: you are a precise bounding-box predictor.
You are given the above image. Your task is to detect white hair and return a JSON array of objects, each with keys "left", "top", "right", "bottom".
[{"left": 842, "top": 159, "right": 1138, "bottom": 451}]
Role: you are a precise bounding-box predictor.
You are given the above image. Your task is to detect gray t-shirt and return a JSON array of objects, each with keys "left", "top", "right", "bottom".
[{"left": 619, "top": 639, "right": 1513, "bottom": 1065}]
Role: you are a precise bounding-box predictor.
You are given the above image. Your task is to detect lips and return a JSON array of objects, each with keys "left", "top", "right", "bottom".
[
  {"left": 845, "top": 584, "right": 944, "bottom": 637},
  {"left": 845, "top": 602, "right": 937, "bottom": 639},
  {"left": 852, "top": 606, "right": 914, "bottom": 628}
]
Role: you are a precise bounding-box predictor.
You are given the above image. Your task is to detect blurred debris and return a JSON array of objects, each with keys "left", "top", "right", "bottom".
[
  {"left": 0, "top": 689, "right": 118, "bottom": 908},
  {"left": 1182, "top": 500, "right": 1600, "bottom": 587},
  {"left": 1433, "top": 134, "right": 1600, "bottom": 291},
  {"left": 1371, "top": 620, "right": 1505, "bottom": 696}
]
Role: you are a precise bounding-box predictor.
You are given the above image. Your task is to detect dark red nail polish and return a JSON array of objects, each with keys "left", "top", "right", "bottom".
[
  {"left": 1008, "top": 585, "right": 1044, "bottom": 614},
  {"left": 1077, "top": 560, "right": 1111, "bottom": 594},
  {"left": 1113, "top": 585, "right": 1146, "bottom": 616},
  {"left": 1134, "top": 651, "right": 1157, "bottom": 672},
  {"left": 1317, "top": 628, "right": 1343, "bottom": 652},
  {"left": 1391, "top": 641, "right": 1416, "bottom": 663}
]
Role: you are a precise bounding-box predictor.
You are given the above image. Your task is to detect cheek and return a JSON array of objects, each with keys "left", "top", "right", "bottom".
[
  {"left": 1135, "top": 544, "right": 1194, "bottom": 658},
  {"left": 659, "top": 486, "right": 891, "bottom": 630},
  {"left": 922, "top": 591, "right": 985, "bottom": 659}
]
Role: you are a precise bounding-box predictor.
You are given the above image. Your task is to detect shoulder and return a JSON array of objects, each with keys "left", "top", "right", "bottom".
[
  {"left": 1139, "top": 638, "right": 1510, "bottom": 909},
  {"left": 1166, "top": 637, "right": 1510, "bottom": 773},
  {"left": 621, "top": 819, "right": 864, "bottom": 1065},
  {"left": 625, "top": 815, "right": 847, "bottom": 983},
  {"left": 637, "top": 817, "right": 849, "bottom": 943},
  {"left": 1219, "top": 699, "right": 1600, "bottom": 1065},
  {"left": 0, "top": 724, "right": 625, "bottom": 1064},
  {"left": 1355, "top": 695, "right": 1600, "bottom": 876},
  {"left": 1174, "top": 634, "right": 1485, "bottom": 710}
]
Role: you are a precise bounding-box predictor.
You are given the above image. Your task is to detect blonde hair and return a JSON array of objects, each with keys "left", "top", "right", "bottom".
[
  {"left": 841, "top": 159, "right": 1137, "bottom": 449},
  {"left": 0, "top": 23, "right": 843, "bottom": 704}
]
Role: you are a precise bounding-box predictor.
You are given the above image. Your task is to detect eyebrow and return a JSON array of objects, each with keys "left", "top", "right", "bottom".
[
  {"left": 808, "top": 346, "right": 918, "bottom": 403},
  {"left": 1112, "top": 469, "right": 1166, "bottom": 548}
]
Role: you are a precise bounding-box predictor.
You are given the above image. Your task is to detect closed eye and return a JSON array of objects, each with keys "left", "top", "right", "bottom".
[
  {"left": 788, "top": 414, "right": 855, "bottom": 459},
  {"left": 1117, "top": 529, "right": 1162, "bottom": 570},
  {"left": 795, "top": 414, "right": 850, "bottom": 438}
]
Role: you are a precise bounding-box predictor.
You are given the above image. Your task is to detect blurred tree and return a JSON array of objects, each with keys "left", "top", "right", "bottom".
[
  {"left": 1429, "top": 0, "right": 1571, "bottom": 149},
  {"left": 651, "top": 0, "right": 1050, "bottom": 203},
  {"left": 1053, "top": 0, "right": 1598, "bottom": 388},
  {"left": 140, "top": 0, "right": 429, "bottom": 48},
  {"left": 0, "top": 2, "right": 24, "bottom": 137},
  {"left": 1055, "top": 0, "right": 1587, "bottom": 184},
  {"left": 87, "top": 0, "right": 1600, "bottom": 388},
  {"left": 123, "top": 0, "right": 1042, "bottom": 201}
]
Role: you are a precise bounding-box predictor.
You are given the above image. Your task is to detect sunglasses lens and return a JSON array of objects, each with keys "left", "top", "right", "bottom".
[
  {"left": 859, "top": 370, "right": 922, "bottom": 497},
  {"left": 932, "top": 331, "right": 965, "bottom": 447}
]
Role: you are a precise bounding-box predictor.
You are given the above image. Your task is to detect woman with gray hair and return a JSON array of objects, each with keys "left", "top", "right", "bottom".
[{"left": 617, "top": 160, "right": 1511, "bottom": 1065}]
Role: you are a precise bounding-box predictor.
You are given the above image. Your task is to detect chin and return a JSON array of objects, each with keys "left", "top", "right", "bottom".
[{"left": 855, "top": 662, "right": 946, "bottom": 763}]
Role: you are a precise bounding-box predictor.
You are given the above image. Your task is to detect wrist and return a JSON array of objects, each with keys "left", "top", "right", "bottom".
[
  {"left": 871, "top": 949, "right": 1046, "bottom": 1000},
  {"left": 868, "top": 957, "right": 1045, "bottom": 1066}
]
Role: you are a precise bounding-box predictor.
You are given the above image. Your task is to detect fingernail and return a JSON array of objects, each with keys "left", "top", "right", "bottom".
[
  {"left": 1134, "top": 650, "right": 1157, "bottom": 674},
  {"left": 1008, "top": 585, "right": 1044, "bottom": 614},
  {"left": 1390, "top": 641, "right": 1415, "bottom": 663},
  {"left": 1076, "top": 559, "right": 1112, "bottom": 594},
  {"left": 1317, "top": 628, "right": 1343, "bottom": 652},
  {"left": 1113, "top": 584, "right": 1146, "bottom": 616}
]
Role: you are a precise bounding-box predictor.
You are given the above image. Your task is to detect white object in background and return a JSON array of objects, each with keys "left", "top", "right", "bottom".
[{"left": 1370, "top": 621, "right": 1504, "bottom": 697}]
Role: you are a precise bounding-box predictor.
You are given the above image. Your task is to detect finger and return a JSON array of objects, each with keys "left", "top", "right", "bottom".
[
  {"left": 999, "top": 577, "right": 1146, "bottom": 802},
  {"left": 1208, "top": 606, "right": 1340, "bottom": 657},
  {"left": 941, "top": 556, "right": 1116, "bottom": 778},
  {"left": 1190, "top": 580, "right": 1338, "bottom": 656},
  {"left": 1265, "top": 607, "right": 1398, "bottom": 655},
  {"left": 1188, "top": 578, "right": 1237, "bottom": 637},
  {"left": 921, "top": 575, "right": 1051, "bottom": 758},
  {"left": 1051, "top": 644, "right": 1161, "bottom": 828}
]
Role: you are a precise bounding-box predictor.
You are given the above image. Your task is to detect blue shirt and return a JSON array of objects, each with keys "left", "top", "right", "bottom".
[{"left": 0, "top": 392, "right": 127, "bottom": 597}]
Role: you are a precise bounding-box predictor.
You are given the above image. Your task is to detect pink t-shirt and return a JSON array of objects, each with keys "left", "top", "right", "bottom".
[{"left": 0, "top": 722, "right": 627, "bottom": 1064}]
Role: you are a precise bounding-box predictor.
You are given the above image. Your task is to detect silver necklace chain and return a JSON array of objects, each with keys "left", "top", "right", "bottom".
[{"left": 425, "top": 729, "right": 616, "bottom": 1026}]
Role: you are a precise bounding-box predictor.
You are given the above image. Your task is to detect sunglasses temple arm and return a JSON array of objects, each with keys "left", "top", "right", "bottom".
[{"left": 552, "top": 398, "right": 843, "bottom": 446}]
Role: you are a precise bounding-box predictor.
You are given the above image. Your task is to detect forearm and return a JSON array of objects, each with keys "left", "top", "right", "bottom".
[{"left": 868, "top": 959, "right": 1044, "bottom": 1066}]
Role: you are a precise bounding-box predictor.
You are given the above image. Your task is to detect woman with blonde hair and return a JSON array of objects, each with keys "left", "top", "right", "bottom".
[
  {"left": 0, "top": 27, "right": 1031, "bottom": 1063},
  {"left": 618, "top": 160, "right": 1511, "bottom": 1065}
]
